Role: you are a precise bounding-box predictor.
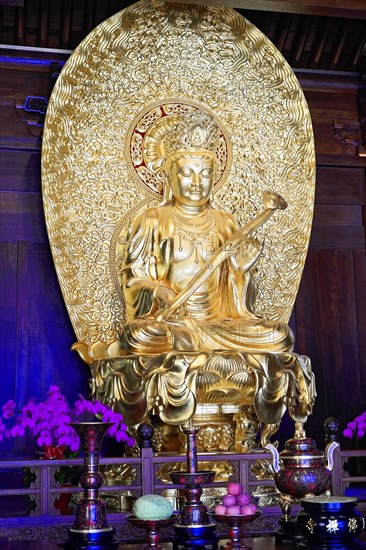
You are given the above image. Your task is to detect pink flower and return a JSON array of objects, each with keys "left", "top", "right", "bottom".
[
  {"left": 92, "top": 400, "right": 108, "bottom": 415},
  {"left": 37, "top": 430, "right": 52, "bottom": 447},
  {"left": 23, "top": 402, "right": 37, "bottom": 417},
  {"left": 107, "top": 425, "right": 118, "bottom": 437},
  {"left": 115, "top": 430, "right": 128, "bottom": 442},
  {"left": 0, "top": 385, "right": 134, "bottom": 452},
  {"left": 343, "top": 428, "right": 354, "bottom": 438},
  {"left": 102, "top": 409, "right": 116, "bottom": 423},
  {"left": 2, "top": 400, "right": 16, "bottom": 418},
  {"left": 58, "top": 435, "right": 75, "bottom": 447},
  {"left": 344, "top": 413, "right": 366, "bottom": 442},
  {"left": 21, "top": 417, "right": 36, "bottom": 429},
  {"left": 10, "top": 425, "right": 25, "bottom": 437},
  {"left": 74, "top": 398, "right": 94, "bottom": 415},
  {"left": 68, "top": 437, "right": 81, "bottom": 453},
  {"left": 48, "top": 385, "right": 61, "bottom": 395}
]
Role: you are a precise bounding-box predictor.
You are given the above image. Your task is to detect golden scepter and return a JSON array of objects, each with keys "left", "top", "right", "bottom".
[{"left": 154, "top": 190, "right": 288, "bottom": 323}]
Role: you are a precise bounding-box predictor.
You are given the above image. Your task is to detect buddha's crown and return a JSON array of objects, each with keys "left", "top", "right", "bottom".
[{"left": 162, "top": 111, "right": 221, "bottom": 160}]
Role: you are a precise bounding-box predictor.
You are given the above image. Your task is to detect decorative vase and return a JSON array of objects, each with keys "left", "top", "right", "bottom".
[{"left": 64, "top": 421, "right": 119, "bottom": 549}]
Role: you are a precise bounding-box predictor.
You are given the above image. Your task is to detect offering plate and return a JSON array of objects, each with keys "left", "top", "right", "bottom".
[{"left": 213, "top": 511, "right": 261, "bottom": 550}]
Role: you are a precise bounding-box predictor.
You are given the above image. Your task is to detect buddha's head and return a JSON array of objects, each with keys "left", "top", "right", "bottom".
[
  {"left": 165, "top": 150, "right": 216, "bottom": 207},
  {"left": 161, "top": 111, "right": 220, "bottom": 206}
]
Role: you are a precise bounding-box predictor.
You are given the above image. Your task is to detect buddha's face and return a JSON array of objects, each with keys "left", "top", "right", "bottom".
[{"left": 167, "top": 152, "right": 215, "bottom": 207}]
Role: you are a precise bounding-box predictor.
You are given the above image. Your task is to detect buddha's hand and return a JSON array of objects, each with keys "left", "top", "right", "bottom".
[
  {"left": 231, "top": 236, "right": 264, "bottom": 272},
  {"left": 154, "top": 285, "right": 176, "bottom": 309},
  {"left": 154, "top": 285, "right": 187, "bottom": 321}
]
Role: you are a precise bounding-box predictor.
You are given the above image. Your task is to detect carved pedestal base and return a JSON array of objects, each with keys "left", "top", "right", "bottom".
[{"left": 91, "top": 350, "right": 315, "bottom": 452}]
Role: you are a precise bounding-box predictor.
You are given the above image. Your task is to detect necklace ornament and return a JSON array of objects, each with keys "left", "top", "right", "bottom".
[{"left": 173, "top": 209, "right": 216, "bottom": 263}]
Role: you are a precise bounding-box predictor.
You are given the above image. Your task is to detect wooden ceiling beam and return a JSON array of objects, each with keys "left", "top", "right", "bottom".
[
  {"left": 0, "top": 1, "right": 24, "bottom": 6},
  {"left": 171, "top": 0, "right": 366, "bottom": 20}
]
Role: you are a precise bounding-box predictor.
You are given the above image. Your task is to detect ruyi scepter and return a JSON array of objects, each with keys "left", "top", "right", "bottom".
[{"left": 155, "top": 190, "right": 288, "bottom": 323}]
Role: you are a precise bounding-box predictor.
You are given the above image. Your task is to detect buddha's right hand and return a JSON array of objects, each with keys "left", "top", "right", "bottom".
[{"left": 154, "top": 285, "right": 188, "bottom": 322}]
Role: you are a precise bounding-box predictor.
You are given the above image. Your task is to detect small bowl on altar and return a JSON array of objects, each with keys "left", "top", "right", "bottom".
[{"left": 296, "top": 495, "right": 365, "bottom": 549}]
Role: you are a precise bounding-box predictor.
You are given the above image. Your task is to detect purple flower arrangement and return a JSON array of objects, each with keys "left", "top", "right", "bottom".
[
  {"left": 343, "top": 412, "right": 366, "bottom": 441},
  {"left": 0, "top": 385, "right": 134, "bottom": 456}
]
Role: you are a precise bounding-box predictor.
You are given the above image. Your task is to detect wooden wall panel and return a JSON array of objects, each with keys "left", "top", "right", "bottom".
[
  {"left": 354, "top": 251, "right": 366, "bottom": 400},
  {"left": 309, "top": 225, "right": 365, "bottom": 250},
  {"left": 313, "top": 204, "right": 362, "bottom": 226},
  {"left": 315, "top": 166, "right": 365, "bottom": 204},
  {"left": 294, "top": 251, "right": 328, "bottom": 439},
  {"left": 15, "top": 241, "right": 30, "bottom": 410},
  {"left": 295, "top": 250, "right": 364, "bottom": 442},
  {"left": 0, "top": 243, "right": 18, "bottom": 453},
  {"left": 0, "top": 60, "right": 90, "bottom": 455},
  {"left": 310, "top": 166, "right": 365, "bottom": 250},
  {"left": 295, "top": 76, "right": 366, "bottom": 443},
  {"left": 0, "top": 243, "right": 18, "bottom": 388},
  {"left": 0, "top": 239, "right": 90, "bottom": 456},
  {"left": 0, "top": 194, "right": 48, "bottom": 242},
  {"left": 319, "top": 251, "right": 361, "bottom": 415},
  {"left": 0, "top": 151, "right": 42, "bottom": 192}
]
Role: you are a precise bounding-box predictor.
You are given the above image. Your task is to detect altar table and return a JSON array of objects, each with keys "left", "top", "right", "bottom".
[{"left": 1, "top": 535, "right": 366, "bottom": 550}]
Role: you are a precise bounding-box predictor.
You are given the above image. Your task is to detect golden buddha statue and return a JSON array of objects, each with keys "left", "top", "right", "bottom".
[
  {"left": 120, "top": 112, "right": 292, "bottom": 355},
  {"left": 41, "top": 1, "right": 317, "bottom": 453},
  {"left": 90, "top": 111, "right": 316, "bottom": 449}
]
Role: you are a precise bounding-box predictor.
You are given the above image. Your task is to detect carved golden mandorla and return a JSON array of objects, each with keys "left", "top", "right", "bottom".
[{"left": 42, "top": 0, "right": 315, "bottom": 355}]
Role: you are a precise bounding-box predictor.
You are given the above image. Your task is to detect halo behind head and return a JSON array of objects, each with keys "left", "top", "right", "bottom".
[{"left": 136, "top": 102, "right": 230, "bottom": 192}]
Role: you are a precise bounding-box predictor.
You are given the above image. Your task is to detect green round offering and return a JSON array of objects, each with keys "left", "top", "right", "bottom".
[{"left": 133, "top": 494, "right": 174, "bottom": 520}]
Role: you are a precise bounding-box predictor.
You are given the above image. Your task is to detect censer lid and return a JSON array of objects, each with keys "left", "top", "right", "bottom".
[
  {"left": 282, "top": 437, "right": 324, "bottom": 456},
  {"left": 281, "top": 423, "right": 325, "bottom": 457}
]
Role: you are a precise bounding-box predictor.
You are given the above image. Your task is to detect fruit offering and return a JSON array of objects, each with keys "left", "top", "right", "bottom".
[
  {"left": 214, "top": 483, "right": 257, "bottom": 516},
  {"left": 133, "top": 494, "right": 174, "bottom": 520}
]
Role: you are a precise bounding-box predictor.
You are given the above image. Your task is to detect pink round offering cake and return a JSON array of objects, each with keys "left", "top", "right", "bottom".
[{"left": 215, "top": 483, "right": 257, "bottom": 516}]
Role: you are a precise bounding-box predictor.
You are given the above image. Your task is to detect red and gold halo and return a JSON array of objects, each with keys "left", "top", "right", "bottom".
[{"left": 125, "top": 100, "right": 232, "bottom": 196}]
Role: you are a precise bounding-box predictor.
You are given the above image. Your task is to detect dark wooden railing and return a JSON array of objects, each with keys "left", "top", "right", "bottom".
[
  {"left": 0, "top": 437, "right": 364, "bottom": 543},
  {"left": 331, "top": 448, "right": 366, "bottom": 504},
  {"left": 0, "top": 447, "right": 280, "bottom": 542}
]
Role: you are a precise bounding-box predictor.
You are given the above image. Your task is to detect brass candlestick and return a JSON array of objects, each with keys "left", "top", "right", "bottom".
[{"left": 169, "top": 424, "right": 218, "bottom": 549}]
